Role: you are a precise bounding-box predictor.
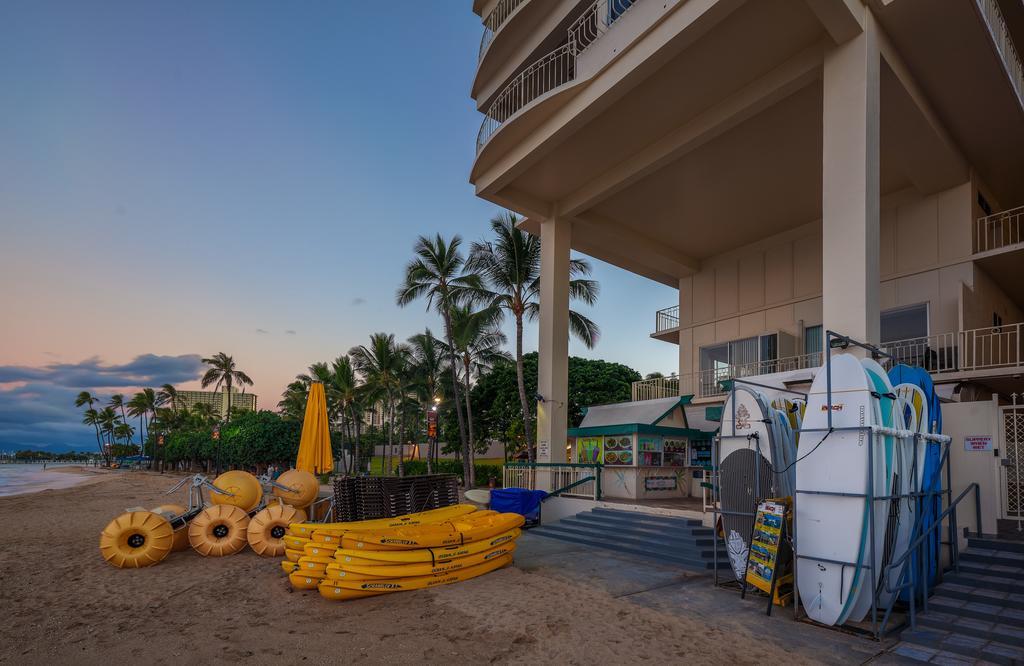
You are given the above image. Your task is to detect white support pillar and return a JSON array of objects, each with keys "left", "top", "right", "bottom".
[
  {"left": 822, "top": 8, "right": 880, "bottom": 354},
  {"left": 536, "top": 216, "right": 571, "bottom": 489}
]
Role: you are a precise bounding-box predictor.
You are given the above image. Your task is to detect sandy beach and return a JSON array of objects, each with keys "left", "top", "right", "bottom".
[{"left": 0, "top": 469, "right": 824, "bottom": 665}]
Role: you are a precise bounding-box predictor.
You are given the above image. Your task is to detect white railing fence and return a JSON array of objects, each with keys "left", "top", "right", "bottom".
[
  {"left": 975, "top": 205, "right": 1024, "bottom": 253},
  {"left": 502, "top": 463, "right": 600, "bottom": 499},
  {"left": 976, "top": 0, "right": 1024, "bottom": 108},
  {"left": 479, "top": 0, "right": 528, "bottom": 60},
  {"left": 477, "top": 0, "right": 640, "bottom": 152},
  {"left": 632, "top": 376, "right": 679, "bottom": 401}
]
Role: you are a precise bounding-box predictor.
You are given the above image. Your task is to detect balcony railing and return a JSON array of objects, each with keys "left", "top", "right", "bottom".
[
  {"left": 476, "top": 0, "right": 640, "bottom": 152},
  {"left": 655, "top": 305, "right": 680, "bottom": 333},
  {"left": 975, "top": 205, "right": 1024, "bottom": 253},
  {"left": 631, "top": 324, "right": 1024, "bottom": 403},
  {"left": 479, "top": 0, "right": 528, "bottom": 60},
  {"left": 976, "top": 0, "right": 1024, "bottom": 108}
]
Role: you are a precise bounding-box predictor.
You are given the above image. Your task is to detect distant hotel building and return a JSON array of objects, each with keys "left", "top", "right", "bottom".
[{"left": 176, "top": 388, "right": 257, "bottom": 418}]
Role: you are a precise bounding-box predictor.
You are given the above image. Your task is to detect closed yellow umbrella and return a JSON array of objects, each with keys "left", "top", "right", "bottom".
[{"left": 296, "top": 382, "right": 333, "bottom": 475}]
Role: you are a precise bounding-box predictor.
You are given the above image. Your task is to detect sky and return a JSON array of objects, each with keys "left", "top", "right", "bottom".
[{"left": 0, "top": 1, "right": 678, "bottom": 453}]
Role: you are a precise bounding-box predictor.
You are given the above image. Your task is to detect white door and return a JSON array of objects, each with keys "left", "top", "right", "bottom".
[{"left": 1001, "top": 404, "right": 1024, "bottom": 523}]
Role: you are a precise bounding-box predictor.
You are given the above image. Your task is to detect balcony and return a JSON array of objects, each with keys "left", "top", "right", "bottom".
[
  {"left": 975, "top": 205, "right": 1024, "bottom": 254},
  {"left": 975, "top": 0, "right": 1024, "bottom": 109},
  {"left": 631, "top": 323, "right": 1024, "bottom": 404},
  {"left": 476, "top": 0, "right": 639, "bottom": 153},
  {"left": 478, "top": 0, "right": 529, "bottom": 61}
]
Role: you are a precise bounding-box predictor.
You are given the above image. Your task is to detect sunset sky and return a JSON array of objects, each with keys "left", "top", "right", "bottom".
[{"left": 0, "top": 1, "right": 678, "bottom": 452}]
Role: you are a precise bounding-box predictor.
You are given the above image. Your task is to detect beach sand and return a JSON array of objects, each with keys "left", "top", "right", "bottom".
[{"left": 0, "top": 470, "right": 818, "bottom": 665}]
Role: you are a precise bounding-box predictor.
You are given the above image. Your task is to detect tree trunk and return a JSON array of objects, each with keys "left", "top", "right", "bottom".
[
  {"left": 515, "top": 311, "right": 534, "bottom": 462},
  {"left": 462, "top": 355, "right": 476, "bottom": 487},
  {"left": 442, "top": 308, "right": 471, "bottom": 486},
  {"left": 226, "top": 378, "right": 232, "bottom": 422},
  {"left": 385, "top": 397, "right": 394, "bottom": 476}
]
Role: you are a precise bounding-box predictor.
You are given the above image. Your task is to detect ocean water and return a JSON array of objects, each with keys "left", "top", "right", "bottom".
[{"left": 0, "top": 463, "right": 93, "bottom": 497}]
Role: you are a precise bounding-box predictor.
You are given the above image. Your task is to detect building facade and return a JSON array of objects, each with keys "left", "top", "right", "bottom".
[
  {"left": 469, "top": 0, "right": 1024, "bottom": 533},
  {"left": 176, "top": 388, "right": 257, "bottom": 419}
]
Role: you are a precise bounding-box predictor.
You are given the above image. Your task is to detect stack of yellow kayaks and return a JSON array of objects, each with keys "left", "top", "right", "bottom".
[{"left": 278, "top": 505, "right": 523, "bottom": 599}]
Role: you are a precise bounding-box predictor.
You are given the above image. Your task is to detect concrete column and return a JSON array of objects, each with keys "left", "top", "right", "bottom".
[
  {"left": 536, "top": 216, "right": 571, "bottom": 488},
  {"left": 677, "top": 277, "right": 693, "bottom": 396},
  {"left": 822, "top": 9, "right": 880, "bottom": 353}
]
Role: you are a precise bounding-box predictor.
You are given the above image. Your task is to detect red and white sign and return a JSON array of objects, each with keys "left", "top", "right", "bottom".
[{"left": 964, "top": 435, "right": 993, "bottom": 451}]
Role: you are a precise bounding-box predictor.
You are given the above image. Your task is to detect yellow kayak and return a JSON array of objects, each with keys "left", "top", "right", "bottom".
[
  {"left": 283, "top": 535, "right": 310, "bottom": 549},
  {"left": 320, "top": 553, "right": 513, "bottom": 599},
  {"left": 297, "top": 555, "right": 334, "bottom": 575},
  {"left": 317, "top": 585, "right": 388, "bottom": 601},
  {"left": 280, "top": 560, "right": 300, "bottom": 574},
  {"left": 326, "top": 542, "right": 516, "bottom": 581},
  {"left": 335, "top": 528, "right": 521, "bottom": 565},
  {"left": 303, "top": 542, "right": 338, "bottom": 558},
  {"left": 288, "top": 571, "right": 322, "bottom": 590},
  {"left": 287, "top": 504, "right": 477, "bottom": 538},
  {"left": 342, "top": 512, "right": 524, "bottom": 551},
  {"left": 284, "top": 548, "right": 303, "bottom": 562}
]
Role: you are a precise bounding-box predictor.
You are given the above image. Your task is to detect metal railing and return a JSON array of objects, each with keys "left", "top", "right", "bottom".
[
  {"left": 503, "top": 462, "right": 601, "bottom": 499},
  {"left": 976, "top": 0, "right": 1024, "bottom": 108},
  {"left": 479, "top": 0, "right": 529, "bottom": 60},
  {"left": 881, "top": 324, "right": 1023, "bottom": 375},
  {"left": 632, "top": 352, "right": 823, "bottom": 401},
  {"left": 975, "top": 205, "right": 1024, "bottom": 253},
  {"left": 632, "top": 375, "right": 679, "bottom": 401},
  {"left": 477, "top": 0, "right": 640, "bottom": 152},
  {"left": 655, "top": 305, "right": 679, "bottom": 333}
]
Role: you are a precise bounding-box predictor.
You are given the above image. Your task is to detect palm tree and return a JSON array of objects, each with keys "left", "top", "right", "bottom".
[
  {"left": 397, "top": 234, "right": 486, "bottom": 484},
  {"left": 277, "top": 380, "right": 308, "bottom": 420},
  {"left": 108, "top": 394, "right": 132, "bottom": 446},
  {"left": 331, "top": 355, "right": 361, "bottom": 475},
  {"left": 350, "top": 333, "right": 410, "bottom": 476},
  {"left": 157, "top": 384, "right": 178, "bottom": 412},
  {"left": 470, "top": 212, "right": 600, "bottom": 461},
  {"left": 200, "top": 352, "right": 253, "bottom": 421},
  {"left": 408, "top": 329, "right": 446, "bottom": 471},
  {"left": 449, "top": 305, "right": 512, "bottom": 482},
  {"left": 97, "top": 407, "right": 119, "bottom": 450},
  {"left": 114, "top": 422, "right": 136, "bottom": 452},
  {"left": 127, "top": 388, "right": 158, "bottom": 463},
  {"left": 75, "top": 391, "right": 106, "bottom": 462}
]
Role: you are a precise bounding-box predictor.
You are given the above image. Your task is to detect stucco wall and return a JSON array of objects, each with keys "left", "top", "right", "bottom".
[
  {"left": 677, "top": 181, "right": 977, "bottom": 375},
  {"left": 961, "top": 264, "right": 1024, "bottom": 330}
]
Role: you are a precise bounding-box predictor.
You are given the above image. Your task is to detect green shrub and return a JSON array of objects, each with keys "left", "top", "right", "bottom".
[{"left": 401, "top": 459, "right": 504, "bottom": 487}]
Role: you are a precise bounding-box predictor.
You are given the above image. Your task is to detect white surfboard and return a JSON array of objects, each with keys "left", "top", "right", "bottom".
[{"left": 795, "top": 354, "right": 875, "bottom": 626}]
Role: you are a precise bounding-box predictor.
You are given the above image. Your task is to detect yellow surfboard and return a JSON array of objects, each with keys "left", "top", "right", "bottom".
[
  {"left": 334, "top": 528, "right": 521, "bottom": 564},
  {"left": 326, "top": 543, "right": 516, "bottom": 581},
  {"left": 322, "top": 553, "right": 513, "bottom": 598},
  {"left": 287, "top": 504, "right": 478, "bottom": 538},
  {"left": 341, "top": 513, "right": 524, "bottom": 551}
]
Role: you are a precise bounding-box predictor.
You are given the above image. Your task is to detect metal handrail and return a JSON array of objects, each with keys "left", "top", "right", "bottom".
[
  {"left": 546, "top": 475, "right": 597, "bottom": 498},
  {"left": 476, "top": 0, "right": 641, "bottom": 152},
  {"left": 976, "top": 0, "right": 1024, "bottom": 108},
  {"left": 479, "top": 0, "right": 528, "bottom": 60},
  {"left": 975, "top": 204, "right": 1024, "bottom": 253},
  {"left": 879, "top": 482, "right": 982, "bottom": 634},
  {"left": 656, "top": 305, "right": 680, "bottom": 332}
]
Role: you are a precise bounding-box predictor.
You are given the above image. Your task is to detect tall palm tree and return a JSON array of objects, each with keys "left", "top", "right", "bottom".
[
  {"left": 397, "top": 234, "right": 486, "bottom": 484},
  {"left": 408, "top": 329, "right": 447, "bottom": 471},
  {"left": 350, "top": 333, "right": 410, "bottom": 476},
  {"left": 114, "top": 422, "right": 136, "bottom": 451},
  {"left": 97, "top": 407, "right": 119, "bottom": 450},
  {"left": 108, "top": 394, "right": 132, "bottom": 446},
  {"left": 449, "top": 305, "right": 512, "bottom": 482},
  {"left": 470, "top": 212, "right": 600, "bottom": 461},
  {"left": 277, "top": 380, "right": 308, "bottom": 421},
  {"left": 127, "top": 388, "right": 158, "bottom": 460},
  {"left": 75, "top": 391, "right": 106, "bottom": 461},
  {"left": 331, "top": 355, "right": 361, "bottom": 475},
  {"left": 201, "top": 353, "right": 253, "bottom": 421},
  {"left": 157, "top": 384, "right": 178, "bottom": 412}
]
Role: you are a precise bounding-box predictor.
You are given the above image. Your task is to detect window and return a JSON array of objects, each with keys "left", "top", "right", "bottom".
[
  {"left": 881, "top": 303, "right": 929, "bottom": 343},
  {"left": 804, "top": 325, "right": 823, "bottom": 355}
]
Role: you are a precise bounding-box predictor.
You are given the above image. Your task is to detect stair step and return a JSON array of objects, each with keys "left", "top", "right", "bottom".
[
  {"left": 957, "top": 561, "right": 1024, "bottom": 582},
  {"left": 589, "top": 507, "right": 703, "bottom": 527},
  {"left": 570, "top": 512, "right": 713, "bottom": 536},
  {"left": 967, "top": 537, "right": 1024, "bottom": 554},
  {"left": 540, "top": 524, "right": 724, "bottom": 558},
  {"left": 934, "top": 582, "right": 1024, "bottom": 611},
  {"left": 530, "top": 528, "right": 727, "bottom": 571},
  {"left": 898, "top": 626, "right": 1024, "bottom": 665},
  {"left": 930, "top": 596, "right": 1024, "bottom": 628},
  {"left": 559, "top": 517, "right": 716, "bottom": 545},
  {"left": 919, "top": 613, "right": 1024, "bottom": 649},
  {"left": 961, "top": 549, "right": 1024, "bottom": 569},
  {"left": 942, "top": 565, "right": 1024, "bottom": 590}
]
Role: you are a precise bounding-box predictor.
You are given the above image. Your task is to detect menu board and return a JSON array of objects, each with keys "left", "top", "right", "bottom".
[
  {"left": 603, "top": 435, "right": 633, "bottom": 466},
  {"left": 576, "top": 436, "right": 603, "bottom": 464},
  {"left": 744, "top": 499, "right": 790, "bottom": 595},
  {"left": 689, "top": 439, "right": 713, "bottom": 468},
  {"left": 662, "top": 437, "right": 688, "bottom": 467}
]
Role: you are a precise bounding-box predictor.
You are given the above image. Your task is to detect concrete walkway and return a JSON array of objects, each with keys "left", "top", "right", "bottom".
[{"left": 515, "top": 532, "right": 916, "bottom": 664}]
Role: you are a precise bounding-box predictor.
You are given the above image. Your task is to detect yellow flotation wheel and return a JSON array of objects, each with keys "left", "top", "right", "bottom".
[
  {"left": 272, "top": 469, "right": 319, "bottom": 508},
  {"left": 188, "top": 504, "right": 251, "bottom": 557},
  {"left": 151, "top": 504, "right": 190, "bottom": 552},
  {"left": 99, "top": 511, "right": 174, "bottom": 568},
  {"left": 210, "top": 470, "right": 263, "bottom": 512},
  {"left": 247, "top": 504, "right": 306, "bottom": 557}
]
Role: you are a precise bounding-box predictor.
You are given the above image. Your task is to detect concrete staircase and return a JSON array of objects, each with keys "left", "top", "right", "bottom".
[
  {"left": 530, "top": 507, "right": 729, "bottom": 571},
  {"left": 892, "top": 537, "right": 1024, "bottom": 664}
]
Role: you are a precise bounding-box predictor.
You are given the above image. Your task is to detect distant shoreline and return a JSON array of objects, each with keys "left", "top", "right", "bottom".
[{"left": 0, "top": 464, "right": 108, "bottom": 499}]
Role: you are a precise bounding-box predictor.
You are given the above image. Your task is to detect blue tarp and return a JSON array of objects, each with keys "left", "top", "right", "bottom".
[{"left": 490, "top": 488, "right": 547, "bottom": 521}]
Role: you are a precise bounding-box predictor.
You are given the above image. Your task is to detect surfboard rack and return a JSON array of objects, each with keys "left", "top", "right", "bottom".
[{"left": 710, "top": 330, "right": 978, "bottom": 642}]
